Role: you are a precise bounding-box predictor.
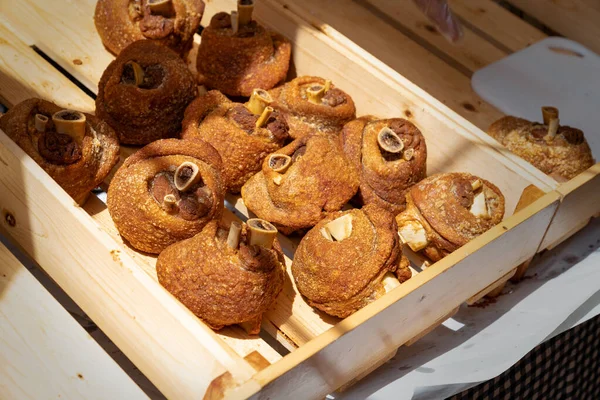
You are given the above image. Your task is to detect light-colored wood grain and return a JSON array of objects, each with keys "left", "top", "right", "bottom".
[
  {"left": 274, "top": 0, "right": 503, "bottom": 130},
  {"left": 0, "top": 130, "right": 260, "bottom": 399},
  {"left": 450, "top": 0, "right": 546, "bottom": 53},
  {"left": 0, "top": 242, "right": 148, "bottom": 400},
  {"left": 540, "top": 164, "right": 600, "bottom": 250},
  {"left": 466, "top": 268, "right": 516, "bottom": 305},
  {"left": 0, "top": 23, "right": 94, "bottom": 112},
  {"left": 361, "top": 0, "right": 508, "bottom": 74},
  {"left": 0, "top": 0, "right": 113, "bottom": 93},
  {"left": 236, "top": 191, "right": 561, "bottom": 400},
  {"left": 514, "top": 185, "right": 547, "bottom": 214},
  {"left": 272, "top": 0, "right": 556, "bottom": 193},
  {"left": 404, "top": 306, "right": 460, "bottom": 346},
  {"left": 505, "top": 0, "right": 600, "bottom": 55},
  {"left": 337, "top": 348, "right": 398, "bottom": 392}
]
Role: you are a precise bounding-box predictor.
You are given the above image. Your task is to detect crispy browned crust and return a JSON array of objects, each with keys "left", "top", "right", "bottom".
[
  {"left": 107, "top": 138, "right": 224, "bottom": 254},
  {"left": 292, "top": 205, "right": 409, "bottom": 318},
  {"left": 241, "top": 134, "right": 360, "bottom": 234},
  {"left": 196, "top": 13, "right": 291, "bottom": 97},
  {"left": 94, "top": 0, "right": 205, "bottom": 56},
  {"left": 156, "top": 220, "right": 285, "bottom": 332},
  {"left": 342, "top": 116, "right": 427, "bottom": 215},
  {"left": 488, "top": 116, "right": 595, "bottom": 180},
  {"left": 96, "top": 40, "right": 197, "bottom": 145},
  {"left": 269, "top": 76, "right": 357, "bottom": 139},
  {"left": 0, "top": 98, "right": 120, "bottom": 205},
  {"left": 396, "top": 172, "right": 505, "bottom": 262},
  {"left": 181, "top": 90, "right": 288, "bottom": 193}
]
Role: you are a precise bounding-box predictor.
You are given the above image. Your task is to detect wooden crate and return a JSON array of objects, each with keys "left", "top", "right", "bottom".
[
  {"left": 0, "top": 0, "right": 562, "bottom": 398},
  {"left": 279, "top": 0, "right": 600, "bottom": 272}
]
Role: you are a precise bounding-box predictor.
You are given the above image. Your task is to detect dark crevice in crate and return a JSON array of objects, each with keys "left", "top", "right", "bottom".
[
  {"left": 454, "top": 15, "right": 513, "bottom": 54},
  {"left": 495, "top": 1, "right": 563, "bottom": 37},
  {"left": 31, "top": 46, "right": 97, "bottom": 100}
]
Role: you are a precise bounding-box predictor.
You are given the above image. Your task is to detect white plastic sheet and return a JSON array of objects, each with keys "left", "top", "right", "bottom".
[{"left": 336, "top": 218, "right": 600, "bottom": 399}]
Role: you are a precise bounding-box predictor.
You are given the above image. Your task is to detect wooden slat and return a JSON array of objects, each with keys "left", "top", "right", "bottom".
[
  {"left": 0, "top": 23, "right": 94, "bottom": 112},
  {"left": 0, "top": 241, "right": 148, "bottom": 400},
  {"left": 466, "top": 268, "right": 516, "bottom": 305},
  {"left": 84, "top": 196, "right": 283, "bottom": 364},
  {"left": 0, "top": 0, "right": 113, "bottom": 93},
  {"left": 0, "top": 18, "right": 281, "bottom": 364},
  {"left": 504, "top": 0, "right": 600, "bottom": 55},
  {"left": 0, "top": 0, "right": 330, "bottom": 352},
  {"left": 450, "top": 0, "right": 546, "bottom": 53},
  {"left": 540, "top": 164, "right": 600, "bottom": 250},
  {"left": 337, "top": 348, "right": 398, "bottom": 392},
  {"left": 273, "top": 0, "right": 504, "bottom": 130},
  {"left": 360, "top": 0, "right": 508, "bottom": 74}
]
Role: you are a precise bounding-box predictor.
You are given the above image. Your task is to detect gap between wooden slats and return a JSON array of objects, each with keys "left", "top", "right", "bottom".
[
  {"left": 503, "top": 0, "right": 600, "bottom": 55},
  {"left": 274, "top": 0, "right": 503, "bottom": 130},
  {"left": 0, "top": 0, "right": 421, "bottom": 351}
]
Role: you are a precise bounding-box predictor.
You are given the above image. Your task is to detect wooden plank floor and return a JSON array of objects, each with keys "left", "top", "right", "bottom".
[
  {"left": 278, "top": 0, "right": 501, "bottom": 130},
  {"left": 277, "top": 0, "right": 551, "bottom": 131},
  {"left": 504, "top": 0, "right": 600, "bottom": 55},
  {"left": 0, "top": 240, "right": 148, "bottom": 400}
]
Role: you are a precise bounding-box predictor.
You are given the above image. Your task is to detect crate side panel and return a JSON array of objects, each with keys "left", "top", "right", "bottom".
[
  {"left": 0, "top": 18, "right": 282, "bottom": 363},
  {"left": 245, "top": 194, "right": 560, "bottom": 398}
]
